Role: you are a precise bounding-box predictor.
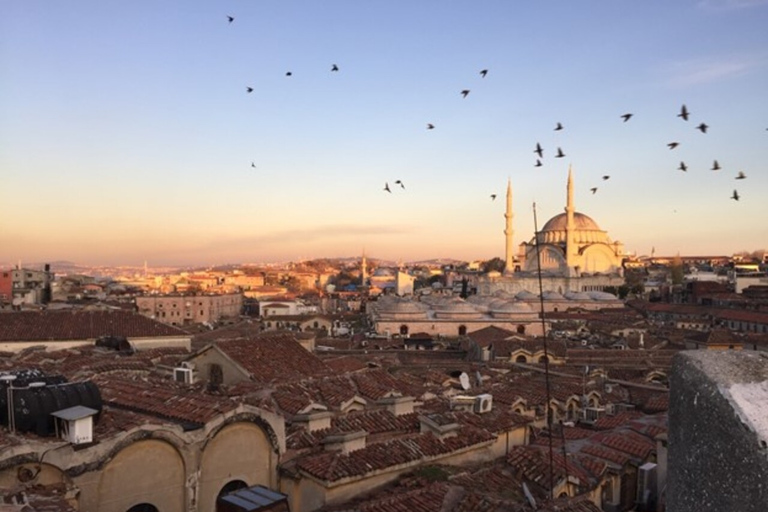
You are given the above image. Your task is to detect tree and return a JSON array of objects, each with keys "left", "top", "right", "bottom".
[
  {"left": 670, "top": 254, "right": 684, "bottom": 285},
  {"left": 482, "top": 257, "right": 505, "bottom": 273}
]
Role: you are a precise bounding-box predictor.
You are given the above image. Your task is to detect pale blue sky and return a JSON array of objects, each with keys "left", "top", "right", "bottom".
[{"left": 2, "top": 0, "right": 767, "bottom": 266}]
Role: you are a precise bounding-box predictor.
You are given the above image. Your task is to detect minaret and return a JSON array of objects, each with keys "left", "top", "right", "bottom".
[
  {"left": 361, "top": 250, "right": 368, "bottom": 286},
  {"left": 503, "top": 179, "right": 514, "bottom": 274},
  {"left": 565, "top": 166, "right": 578, "bottom": 272}
]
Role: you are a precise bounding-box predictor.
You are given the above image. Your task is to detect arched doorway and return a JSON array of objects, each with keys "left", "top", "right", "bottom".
[
  {"left": 399, "top": 325, "right": 409, "bottom": 335},
  {"left": 539, "top": 355, "right": 549, "bottom": 363},
  {"left": 458, "top": 325, "right": 467, "bottom": 336},
  {"left": 127, "top": 505, "right": 159, "bottom": 512},
  {"left": 516, "top": 325, "right": 526, "bottom": 334},
  {"left": 515, "top": 355, "right": 528, "bottom": 363},
  {"left": 218, "top": 479, "right": 248, "bottom": 498}
]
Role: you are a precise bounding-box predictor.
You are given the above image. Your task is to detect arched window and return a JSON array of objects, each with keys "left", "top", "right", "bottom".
[
  {"left": 515, "top": 355, "right": 528, "bottom": 363},
  {"left": 126, "top": 505, "right": 159, "bottom": 512},
  {"left": 516, "top": 325, "right": 526, "bottom": 334},
  {"left": 539, "top": 355, "right": 549, "bottom": 363},
  {"left": 313, "top": 321, "right": 319, "bottom": 328},
  {"left": 209, "top": 363, "right": 223, "bottom": 387},
  {"left": 458, "top": 325, "right": 467, "bottom": 336},
  {"left": 218, "top": 480, "right": 248, "bottom": 499},
  {"left": 399, "top": 325, "right": 409, "bottom": 335}
]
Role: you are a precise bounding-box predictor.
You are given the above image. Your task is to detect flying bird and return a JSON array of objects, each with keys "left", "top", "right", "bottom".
[
  {"left": 736, "top": 171, "right": 746, "bottom": 180},
  {"left": 555, "top": 147, "right": 565, "bottom": 158},
  {"left": 480, "top": 69, "right": 488, "bottom": 78},
  {"left": 490, "top": 194, "right": 497, "bottom": 201},
  {"left": 678, "top": 161, "right": 688, "bottom": 172},
  {"left": 384, "top": 183, "right": 391, "bottom": 193},
  {"left": 461, "top": 89, "right": 470, "bottom": 98},
  {"left": 711, "top": 160, "right": 721, "bottom": 171},
  {"left": 286, "top": 72, "right": 292, "bottom": 77},
  {"left": 251, "top": 162, "right": 256, "bottom": 168},
  {"left": 590, "top": 187, "right": 598, "bottom": 194},
  {"left": 602, "top": 175, "right": 610, "bottom": 180},
  {"left": 678, "top": 104, "right": 689, "bottom": 121},
  {"left": 697, "top": 123, "right": 709, "bottom": 133},
  {"left": 731, "top": 190, "right": 740, "bottom": 201},
  {"left": 554, "top": 122, "right": 563, "bottom": 131},
  {"left": 534, "top": 143, "right": 544, "bottom": 158},
  {"left": 621, "top": 113, "right": 633, "bottom": 122},
  {"left": 331, "top": 64, "right": 339, "bottom": 72},
  {"left": 427, "top": 123, "right": 435, "bottom": 130},
  {"left": 535, "top": 159, "right": 542, "bottom": 168},
  {"left": 395, "top": 180, "right": 405, "bottom": 189},
  {"left": 667, "top": 142, "right": 680, "bottom": 150},
  {"left": 246, "top": 87, "right": 253, "bottom": 93},
  {"left": 227, "top": 16, "right": 234, "bottom": 23}
]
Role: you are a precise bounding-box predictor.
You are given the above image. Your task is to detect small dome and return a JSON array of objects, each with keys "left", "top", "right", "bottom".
[
  {"left": 490, "top": 301, "right": 533, "bottom": 313},
  {"left": 516, "top": 290, "right": 539, "bottom": 300},
  {"left": 487, "top": 270, "right": 501, "bottom": 278},
  {"left": 542, "top": 291, "right": 565, "bottom": 300},
  {"left": 588, "top": 291, "right": 618, "bottom": 301},
  {"left": 564, "top": 291, "right": 593, "bottom": 301}
]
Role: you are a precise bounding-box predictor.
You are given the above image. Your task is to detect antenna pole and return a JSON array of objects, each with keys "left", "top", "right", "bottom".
[{"left": 533, "top": 202, "right": 555, "bottom": 501}]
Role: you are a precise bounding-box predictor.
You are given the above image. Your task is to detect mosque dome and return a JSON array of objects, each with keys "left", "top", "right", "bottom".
[
  {"left": 588, "top": 291, "right": 619, "bottom": 301},
  {"left": 490, "top": 301, "right": 533, "bottom": 314},
  {"left": 564, "top": 291, "right": 593, "bottom": 301},
  {"left": 542, "top": 291, "right": 566, "bottom": 301},
  {"left": 537, "top": 212, "right": 610, "bottom": 245},
  {"left": 515, "top": 290, "right": 539, "bottom": 300}
]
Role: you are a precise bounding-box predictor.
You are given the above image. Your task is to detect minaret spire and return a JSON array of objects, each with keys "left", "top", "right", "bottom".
[
  {"left": 565, "top": 165, "right": 577, "bottom": 272},
  {"left": 504, "top": 178, "right": 514, "bottom": 274},
  {"left": 361, "top": 249, "right": 368, "bottom": 286}
]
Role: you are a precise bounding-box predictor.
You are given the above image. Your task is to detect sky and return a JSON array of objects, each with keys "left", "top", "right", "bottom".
[{"left": 1, "top": 0, "right": 767, "bottom": 267}]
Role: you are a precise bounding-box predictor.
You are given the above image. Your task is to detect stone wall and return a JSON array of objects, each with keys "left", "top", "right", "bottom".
[{"left": 669, "top": 351, "right": 768, "bottom": 511}]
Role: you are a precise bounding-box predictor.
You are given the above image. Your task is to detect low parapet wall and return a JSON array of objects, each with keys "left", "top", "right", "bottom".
[{"left": 669, "top": 351, "right": 768, "bottom": 511}]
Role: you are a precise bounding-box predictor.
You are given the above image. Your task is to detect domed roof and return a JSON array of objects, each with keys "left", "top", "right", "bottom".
[
  {"left": 588, "top": 291, "right": 618, "bottom": 301},
  {"left": 378, "top": 298, "right": 428, "bottom": 313},
  {"left": 541, "top": 212, "right": 601, "bottom": 232},
  {"left": 542, "top": 291, "right": 566, "bottom": 301},
  {"left": 515, "top": 290, "right": 539, "bottom": 300},
  {"left": 564, "top": 291, "right": 593, "bottom": 301},
  {"left": 490, "top": 301, "right": 533, "bottom": 313}
]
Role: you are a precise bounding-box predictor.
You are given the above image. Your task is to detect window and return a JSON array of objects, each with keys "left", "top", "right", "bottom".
[
  {"left": 517, "top": 325, "right": 526, "bottom": 334},
  {"left": 400, "top": 325, "right": 409, "bottom": 335},
  {"left": 458, "top": 325, "right": 467, "bottom": 336},
  {"left": 218, "top": 480, "right": 248, "bottom": 498},
  {"left": 516, "top": 355, "right": 528, "bottom": 363}
]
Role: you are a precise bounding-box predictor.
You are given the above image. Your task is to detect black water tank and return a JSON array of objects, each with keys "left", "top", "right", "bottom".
[{"left": 5, "top": 381, "right": 103, "bottom": 436}]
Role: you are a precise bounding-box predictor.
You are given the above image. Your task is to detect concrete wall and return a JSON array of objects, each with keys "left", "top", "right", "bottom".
[{"left": 668, "top": 351, "right": 768, "bottom": 511}]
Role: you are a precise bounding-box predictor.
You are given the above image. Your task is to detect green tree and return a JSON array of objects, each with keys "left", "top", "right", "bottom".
[{"left": 482, "top": 257, "right": 505, "bottom": 273}]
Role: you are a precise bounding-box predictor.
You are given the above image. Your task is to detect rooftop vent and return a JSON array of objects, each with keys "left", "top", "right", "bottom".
[
  {"left": 474, "top": 394, "right": 493, "bottom": 414},
  {"left": 51, "top": 405, "right": 98, "bottom": 445},
  {"left": 174, "top": 367, "right": 194, "bottom": 384}
]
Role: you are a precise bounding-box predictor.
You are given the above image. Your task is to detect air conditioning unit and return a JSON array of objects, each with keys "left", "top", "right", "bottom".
[
  {"left": 605, "top": 404, "right": 616, "bottom": 416},
  {"left": 636, "top": 462, "right": 657, "bottom": 511},
  {"left": 474, "top": 394, "right": 493, "bottom": 414},
  {"left": 174, "top": 367, "right": 194, "bottom": 384}
]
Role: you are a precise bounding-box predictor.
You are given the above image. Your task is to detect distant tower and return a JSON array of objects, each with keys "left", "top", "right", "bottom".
[
  {"left": 503, "top": 179, "right": 514, "bottom": 275},
  {"left": 144, "top": 259, "right": 148, "bottom": 277},
  {"left": 361, "top": 250, "right": 368, "bottom": 286},
  {"left": 565, "top": 166, "right": 578, "bottom": 274}
]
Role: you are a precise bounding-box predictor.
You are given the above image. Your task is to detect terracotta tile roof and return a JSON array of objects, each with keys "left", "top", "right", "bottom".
[
  {"left": 450, "top": 464, "right": 529, "bottom": 502},
  {"left": 343, "top": 482, "right": 450, "bottom": 512},
  {"left": 296, "top": 427, "right": 495, "bottom": 483},
  {"left": 466, "top": 326, "right": 516, "bottom": 348},
  {"left": 592, "top": 430, "right": 655, "bottom": 461},
  {"left": 351, "top": 369, "right": 414, "bottom": 400},
  {"left": 566, "top": 349, "right": 679, "bottom": 369},
  {"left": 93, "top": 374, "right": 239, "bottom": 426},
  {"left": 322, "top": 355, "right": 369, "bottom": 374},
  {"left": 579, "top": 444, "right": 630, "bottom": 467},
  {"left": 215, "top": 333, "right": 331, "bottom": 385},
  {"left": 0, "top": 310, "right": 187, "bottom": 342},
  {"left": 593, "top": 410, "right": 644, "bottom": 431},
  {"left": 641, "top": 394, "right": 669, "bottom": 413}
]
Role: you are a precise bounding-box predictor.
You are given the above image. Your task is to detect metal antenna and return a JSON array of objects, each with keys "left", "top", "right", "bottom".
[{"left": 533, "top": 201, "right": 555, "bottom": 500}]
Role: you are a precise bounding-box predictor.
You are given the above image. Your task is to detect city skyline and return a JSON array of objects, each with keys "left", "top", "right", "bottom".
[{"left": 2, "top": 1, "right": 767, "bottom": 267}]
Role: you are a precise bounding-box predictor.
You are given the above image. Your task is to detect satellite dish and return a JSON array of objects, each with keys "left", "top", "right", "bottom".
[
  {"left": 475, "top": 371, "right": 483, "bottom": 387},
  {"left": 459, "top": 372, "right": 470, "bottom": 390}
]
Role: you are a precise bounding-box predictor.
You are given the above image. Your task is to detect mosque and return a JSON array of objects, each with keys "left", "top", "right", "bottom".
[
  {"left": 367, "top": 168, "right": 626, "bottom": 339},
  {"left": 478, "top": 167, "right": 626, "bottom": 295}
]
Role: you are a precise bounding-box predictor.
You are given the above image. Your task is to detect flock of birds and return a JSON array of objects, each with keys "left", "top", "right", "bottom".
[
  {"left": 227, "top": 15, "right": 751, "bottom": 204},
  {"left": 529, "top": 103, "right": 748, "bottom": 202}
]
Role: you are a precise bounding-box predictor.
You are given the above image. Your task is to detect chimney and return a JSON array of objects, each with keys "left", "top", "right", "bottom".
[
  {"left": 419, "top": 414, "right": 460, "bottom": 440},
  {"left": 377, "top": 395, "right": 414, "bottom": 416},
  {"left": 293, "top": 410, "right": 333, "bottom": 432},
  {"left": 322, "top": 430, "right": 367, "bottom": 454}
]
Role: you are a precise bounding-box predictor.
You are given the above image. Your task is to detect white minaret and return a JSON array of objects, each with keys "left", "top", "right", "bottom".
[
  {"left": 361, "top": 249, "right": 368, "bottom": 286},
  {"left": 565, "top": 166, "right": 578, "bottom": 274},
  {"left": 504, "top": 179, "right": 514, "bottom": 274}
]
